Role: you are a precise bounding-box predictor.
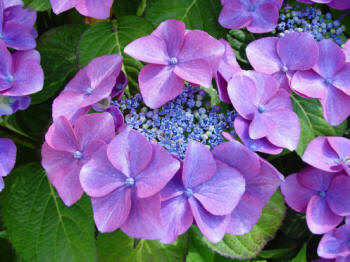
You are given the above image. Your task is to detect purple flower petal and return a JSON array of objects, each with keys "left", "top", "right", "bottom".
[
  {"left": 328, "top": 0, "right": 350, "bottom": 10},
  {"left": 182, "top": 140, "right": 216, "bottom": 188},
  {"left": 276, "top": 32, "right": 319, "bottom": 71},
  {"left": 0, "top": 41, "right": 13, "bottom": 91},
  {"left": 306, "top": 195, "right": 343, "bottom": 234},
  {"left": 124, "top": 35, "right": 169, "bottom": 65},
  {"left": 193, "top": 160, "right": 245, "bottom": 216},
  {"left": 75, "top": 0, "right": 113, "bottom": 19},
  {"left": 4, "top": 5, "right": 36, "bottom": 30},
  {"left": 249, "top": 112, "right": 277, "bottom": 139},
  {"left": 138, "top": 64, "right": 184, "bottom": 109},
  {"left": 92, "top": 186, "right": 131, "bottom": 233},
  {"left": 50, "top": 0, "right": 77, "bottom": 14},
  {"left": 318, "top": 225, "right": 350, "bottom": 259},
  {"left": 189, "top": 198, "right": 230, "bottom": 243},
  {"left": 174, "top": 59, "right": 212, "bottom": 87},
  {"left": 291, "top": 70, "right": 327, "bottom": 99},
  {"left": 160, "top": 172, "right": 184, "bottom": 201},
  {"left": 121, "top": 193, "right": 164, "bottom": 240},
  {"left": 107, "top": 128, "right": 153, "bottom": 178},
  {"left": 333, "top": 64, "right": 350, "bottom": 96},
  {"left": 1, "top": 21, "right": 36, "bottom": 50},
  {"left": 297, "top": 166, "right": 337, "bottom": 191},
  {"left": 265, "top": 89, "right": 293, "bottom": 111},
  {"left": 344, "top": 40, "right": 350, "bottom": 63},
  {"left": 219, "top": 1, "right": 251, "bottom": 30},
  {"left": 0, "top": 138, "right": 16, "bottom": 178},
  {"left": 327, "top": 175, "right": 350, "bottom": 216},
  {"left": 136, "top": 144, "right": 180, "bottom": 198},
  {"left": 248, "top": 3, "right": 279, "bottom": 33}
]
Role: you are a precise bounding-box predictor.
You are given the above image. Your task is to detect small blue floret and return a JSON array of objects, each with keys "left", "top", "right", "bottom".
[
  {"left": 74, "top": 151, "right": 83, "bottom": 159},
  {"left": 184, "top": 188, "right": 193, "bottom": 198},
  {"left": 125, "top": 177, "right": 135, "bottom": 187}
]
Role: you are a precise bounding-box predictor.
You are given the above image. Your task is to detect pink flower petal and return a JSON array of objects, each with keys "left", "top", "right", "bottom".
[
  {"left": 291, "top": 70, "right": 327, "bottom": 99},
  {"left": 344, "top": 40, "right": 350, "bottom": 63},
  {"left": 174, "top": 59, "right": 212, "bottom": 87},
  {"left": 333, "top": 64, "right": 350, "bottom": 96},
  {"left": 75, "top": 0, "right": 113, "bottom": 19},
  {"left": 219, "top": 1, "right": 251, "bottom": 30},
  {"left": 0, "top": 138, "right": 16, "bottom": 177},
  {"left": 297, "top": 166, "right": 337, "bottom": 191},
  {"left": 327, "top": 175, "right": 350, "bottom": 216},
  {"left": 249, "top": 113, "right": 277, "bottom": 139},
  {"left": 50, "top": 0, "right": 77, "bottom": 14},
  {"left": 0, "top": 42, "right": 13, "bottom": 91},
  {"left": 248, "top": 3, "right": 279, "bottom": 33}
]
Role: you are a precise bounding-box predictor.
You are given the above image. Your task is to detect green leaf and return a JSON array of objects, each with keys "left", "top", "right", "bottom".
[
  {"left": 97, "top": 230, "right": 188, "bottom": 262},
  {"left": 77, "top": 17, "right": 154, "bottom": 90},
  {"left": 2, "top": 163, "right": 97, "bottom": 262},
  {"left": 187, "top": 228, "right": 215, "bottom": 262},
  {"left": 281, "top": 208, "right": 309, "bottom": 239},
  {"left": 23, "top": 0, "right": 51, "bottom": 11},
  {"left": 114, "top": 0, "right": 147, "bottom": 17},
  {"left": 192, "top": 191, "right": 286, "bottom": 260},
  {"left": 226, "top": 29, "right": 255, "bottom": 67},
  {"left": 32, "top": 24, "right": 89, "bottom": 104},
  {"left": 145, "top": 0, "right": 227, "bottom": 38},
  {"left": 291, "top": 94, "right": 347, "bottom": 156},
  {"left": 291, "top": 243, "right": 307, "bottom": 262}
]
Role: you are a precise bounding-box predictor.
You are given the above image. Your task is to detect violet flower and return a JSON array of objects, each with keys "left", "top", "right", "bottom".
[
  {"left": 303, "top": 137, "right": 350, "bottom": 176},
  {"left": 111, "top": 71, "right": 128, "bottom": 101},
  {"left": 212, "top": 141, "right": 283, "bottom": 235},
  {"left": 41, "top": 112, "right": 115, "bottom": 206},
  {"left": 215, "top": 39, "right": 242, "bottom": 103},
  {"left": 124, "top": 19, "right": 225, "bottom": 109},
  {"left": 0, "top": 41, "right": 43, "bottom": 96},
  {"left": 281, "top": 166, "right": 350, "bottom": 234},
  {"left": 344, "top": 40, "right": 350, "bottom": 63},
  {"left": 0, "top": 138, "right": 16, "bottom": 191},
  {"left": 219, "top": 0, "right": 283, "bottom": 33},
  {"left": 160, "top": 140, "right": 246, "bottom": 243},
  {"left": 79, "top": 128, "right": 180, "bottom": 239},
  {"left": 228, "top": 71, "right": 300, "bottom": 153},
  {"left": 49, "top": 0, "right": 113, "bottom": 19},
  {"left": 0, "top": 95, "right": 30, "bottom": 116},
  {"left": 291, "top": 39, "right": 350, "bottom": 126},
  {"left": 0, "top": 1, "right": 37, "bottom": 50},
  {"left": 318, "top": 224, "right": 350, "bottom": 259},
  {"left": 297, "top": 0, "right": 350, "bottom": 10},
  {"left": 52, "top": 54, "right": 123, "bottom": 123},
  {"left": 246, "top": 32, "right": 319, "bottom": 92}
]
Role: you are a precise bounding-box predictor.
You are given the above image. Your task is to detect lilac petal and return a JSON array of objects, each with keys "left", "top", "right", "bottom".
[
  {"left": 53, "top": 160, "right": 84, "bottom": 206},
  {"left": 0, "top": 1, "right": 3, "bottom": 30},
  {"left": 1, "top": 50, "right": 43, "bottom": 96},
  {"left": 265, "top": 109, "right": 300, "bottom": 151},
  {"left": 174, "top": 59, "right": 212, "bottom": 87},
  {"left": 333, "top": 64, "right": 350, "bottom": 96},
  {"left": 280, "top": 173, "right": 316, "bottom": 213},
  {"left": 318, "top": 231, "right": 350, "bottom": 259},
  {"left": 160, "top": 172, "right": 184, "bottom": 201},
  {"left": 193, "top": 160, "right": 245, "bottom": 216},
  {"left": 227, "top": 74, "right": 257, "bottom": 120},
  {"left": 297, "top": 166, "right": 337, "bottom": 191},
  {"left": 219, "top": 1, "right": 251, "bottom": 30},
  {"left": 74, "top": 112, "right": 115, "bottom": 150},
  {"left": 75, "top": 0, "right": 113, "bottom": 19},
  {"left": 321, "top": 85, "right": 350, "bottom": 126},
  {"left": 249, "top": 113, "right": 277, "bottom": 139},
  {"left": 0, "top": 177, "right": 4, "bottom": 191},
  {"left": 50, "top": 0, "right": 77, "bottom": 14},
  {"left": 217, "top": 39, "right": 241, "bottom": 81},
  {"left": 277, "top": 32, "right": 319, "bottom": 71},
  {"left": 160, "top": 195, "right": 193, "bottom": 244},
  {"left": 4, "top": 5, "right": 36, "bottom": 30},
  {"left": 291, "top": 70, "right": 327, "bottom": 99},
  {"left": 106, "top": 106, "right": 125, "bottom": 132},
  {"left": 178, "top": 30, "right": 225, "bottom": 74},
  {"left": 327, "top": 137, "right": 350, "bottom": 164},
  {"left": 0, "top": 138, "right": 16, "bottom": 177},
  {"left": 306, "top": 195, "right": 343, "bottom": 234},
  {"left": 0, "top": 42, "right": 13, "bottom": 91},
  {"left": 273, "top": 71, "right": 291, "bottom": 92},
  {"left": 328, "top": 0, "right": 350, "bottom": 10},
  {"left": 45, "top": 116, "right": 78, "bottom": 153},
  {"left": 327, "top": 175, "right": 350, "bottom": 216},
  {"left": 248, "top": 3, "right": 279, "bottom": 33},
  {"left": 2, "top": 21, "right": 36, "bottom": 50},
  {"left": 51, "top": 92, "right": 89, "bottom": 123},
  {"left": 234, "top": 116, "right": 283, "bottom": 154},
  {"left": 152, "top": 19, "right": 185, "bottom": 58},
  {"left": 139, "top": 64, "right": 184, "bottom": 109},
  {"left": 246, "top": 37, "right": 281, "bottom": 74},
  {"left": 80, "top": 145, "right": 126, "bottom": 198},
  {"left": 111, "top": 71, "right": 128, "bottom": 100},
  {"left": 189, "top": 198, "right": 230, "bottom": 243},
  {"left": 265, "top": 89, "right": 293, "bottom": 111},
  {"left": 121, "top": 193, "right": 164, "bottom": 240},
  {"left": 41, "top": 142, "right": 74, "bottom": 184},
  {"left": 124, "top": 35, "right": 169, "bottom": 65},
  {"left": 107, "top": 128, "right": 152, "bottom": 178},
  {"left": 92, "top": 186, "right": 131, "bottom": 233},
  {"left": 313, "top": 39, "right": 346, "bottom": 79},
  {"left": 226, "top": 194, "right": 262, "bottom": 235},
  {"left": 182, "top": 140, "right": 216, "bottom": 188},
  {"left": 344, "top": 40, "right": 350, "bottom": 63},
  {"left": 63, "top": 64, "right": 90, "bottom": 93},
  {"left": 215, "top": 72, "right": 230, "bottom": 103},
  {"left": 3, "top": 0, "right": 23, "bottom": 8},
  {"left": 212, "top": 139, "right": 261, "bottom": 180},
  {"left": 136, "top": 144, "right": 180, "bottom": 198}
]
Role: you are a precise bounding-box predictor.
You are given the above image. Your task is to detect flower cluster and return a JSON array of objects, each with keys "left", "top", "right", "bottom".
[
  {"left": 49, "top": 0, "right": 113, "bottom": 19},
  {"left": 276, "top": 4, "right": 346, "bottom": 45}
]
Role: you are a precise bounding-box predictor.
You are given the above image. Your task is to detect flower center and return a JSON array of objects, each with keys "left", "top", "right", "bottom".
[
  {"left": 86, "top": 87, "right": 93, "bottom": 95},
  {"left": 248, "top": 5, "right": 256, "bottom": 12},
  {"left": 184, "top": 188, "right": 193, "bottom": 198},
  {"left": 169, "top": 57, "right": 178, "bottom": 66},
  {"left": 125, "top": 177, "right": 135, "bottom": 187},
  {"left": 319, "top": 190, "right": 327, "bottom": 197},
  {"left": 73, "top": 151, "right": 83, "bottom": 159},
  {"left": 281, "top": 66, "right": 288, "bottom": 73},
  {"left": 6, "top": 75, "right": 14, "bottom": 83},
  {"left": 257, "top": 105, "right": 266, "bottom": 113},
  {"left": 325, "top": 78, "right": 333, "bottom": 85}
]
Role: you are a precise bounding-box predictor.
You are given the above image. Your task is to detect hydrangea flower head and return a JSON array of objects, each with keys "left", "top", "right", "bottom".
[
  {"left": 0, "top": 0, "right": 37, "bottom": 50},
  {"left": 41, "top": 112, "right": 115, "bottom": 206},
  {"left": 49, "top": 0, "right": 113, "bottom": 19},
  {"left": 0, "top": 138, "right": 16, "bottom": 191},
  {"left": 52, "top": 54, "right": 123, "bottom": 123},
  {"left": 0, "top": 41, "right": 43, "bottom": 96},
  {"left": 124, "top": 19, "right": 225, "bottom": 109},
  {"left": 212, "top": 141, "right": 283, "bottom": 235},
  {"left": 281, "top": 166, "right": 350, "bottom": 234},
  {"left": 219, "top": 0, "right": 283, "bottom": 33},
  {"left": 246, "top": 32, "right": 319, "bottom": 91},
  {"left": 228, "top": 71, "right": 300, "bottom": 153},
  {"left": 79, "top": 128, "right": 180, "bottom": 239},
  {"left": 297, "top": 0, "right": 350, "bottom": 10},
  {"left": 291, "top": 39, "right": 350, "bottom": 126},
  {"left": 303, "top": 137, "right": 350, "bottom": 176},
  {"left": 318, "top": 224, "right": 350, "bottom": 259}
]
